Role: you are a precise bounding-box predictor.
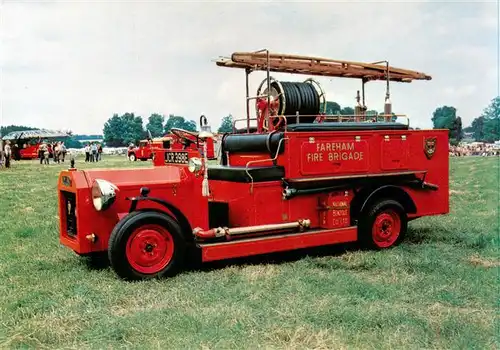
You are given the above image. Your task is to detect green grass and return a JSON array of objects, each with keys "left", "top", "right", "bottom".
[{"left": 0, "top": 155, "right": 498, "bottom": 349}]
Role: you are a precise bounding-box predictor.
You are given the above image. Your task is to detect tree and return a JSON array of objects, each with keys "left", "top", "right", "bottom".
[
  {"left": 450, "top": 116, "right": 463, "bottom": 141},
  {"left": 103, "top": 113, "right": 144, "bottom": 147},
  {"left": 183, "top": 120, "right": 197, "bottom": 132},
  {"left": 481, "top": 96, "right": 500, "bottom": 142},
  {"left": 146, "top": 113, "right": 165, "bottom": 138},
  {"left": 164, "top": 115, "right": 197, "bottom": 133},
  {"left": 340, "top": 107, "right": 355, "bottom": 115},
  {"left": 218, "top": 114, "right": 234, "bottom": 133},
  {"left": 0, "top": 125, "right": 37, "bottom": 137},
  {"left": 320, "top": 101, "right": 342, "bottom": 115},
  {"left": 467, "top": 97, "right": 500, "bottom": 142},
  {"left": 63, "top": 138, "right": 83, "bottom": 148},
  {"left": 432, "top": 106, "right": 457, "bottom": 129},
  {"left": 431, "top": 106, "right": 462, "bottom": 141}
]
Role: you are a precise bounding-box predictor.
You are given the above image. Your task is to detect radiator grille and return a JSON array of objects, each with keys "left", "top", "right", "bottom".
[{"left": 61, "top": 191, "right": 77, "bottom": 236}]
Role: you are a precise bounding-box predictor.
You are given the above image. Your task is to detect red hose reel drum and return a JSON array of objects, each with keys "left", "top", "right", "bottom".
[{"left": 255, "top": 77, "right": 326, "bottom": 131}]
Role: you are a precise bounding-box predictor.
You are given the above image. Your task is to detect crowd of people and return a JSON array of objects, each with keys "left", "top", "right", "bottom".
[
  {"left": 84, "top": 143, "right": 103, "bottom": 162},
  {"left": 36, "top": 141, "right": 68, "bottom": 164},
  {"left": 449, "top": 143, "right": 500, "bottom": 157}
]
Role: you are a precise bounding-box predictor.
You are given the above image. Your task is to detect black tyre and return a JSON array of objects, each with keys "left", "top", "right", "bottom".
[
  {"left": 108, "top": 211, "right": 186, "bottom": 280},
  {"left": 358, "top": 199, "right": 407, "bottom": 250}
]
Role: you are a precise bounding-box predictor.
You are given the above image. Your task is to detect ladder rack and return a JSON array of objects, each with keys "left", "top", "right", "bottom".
[{"left": 216, "top": 51, "right": 432, "bottom": 83}]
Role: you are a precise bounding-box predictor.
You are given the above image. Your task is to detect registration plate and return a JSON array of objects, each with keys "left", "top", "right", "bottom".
[{"left": 165, "top": 151, "right": 189, "bottom": 164}]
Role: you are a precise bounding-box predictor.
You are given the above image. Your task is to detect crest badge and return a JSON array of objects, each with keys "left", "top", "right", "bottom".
[
  {"left": 424, "top": 137, "right": 437, "bottom": 159},
  {"left": 62, "top": 176, "right": 72, "bottom": 187}
]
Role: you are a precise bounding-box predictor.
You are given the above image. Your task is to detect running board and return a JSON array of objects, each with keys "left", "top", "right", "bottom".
[{"left": 199, "top": 226, "right": 358, "bottom": 262}]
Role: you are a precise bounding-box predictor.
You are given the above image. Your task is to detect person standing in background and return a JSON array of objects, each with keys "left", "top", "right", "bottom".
[
  {"left": 84, "top": 144, "right": 90, "bottom": 162},
  {"left": 60, "top": 142, "right": 67, "bottom": 162},
  {"left": 91, "top": 143, "right": 97, "bottom": 162},
  {"left": 38, "top": 142, "right": 48, "bottom": 164},
  {"left": 4, "top": 141, "right": 11, "bottom": 168},
  {"left": 97, "top": 143, "right": 103, "bottom": 161},
  {"left": 0, "top": 141, "right": 5, "bottom": 168},
  {"left": 43, "top": 143, "right": 50, "bottom": 165},
  {"left": 53, "top": 142, "right": 60, "bottom": 164}
]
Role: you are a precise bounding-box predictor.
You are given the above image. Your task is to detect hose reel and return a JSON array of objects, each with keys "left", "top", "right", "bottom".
[{"left": 255, "top": 77, "right": 326, "bottom": 129}]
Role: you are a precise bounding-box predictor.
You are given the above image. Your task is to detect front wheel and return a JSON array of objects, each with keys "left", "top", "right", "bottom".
[
  {"left": 128, "top": 153, "right": 136, "bottom": 161},
  {"left": 358, "top": 199, "right": 407, "bottom": 250},
  {"left": 108, "top": 211, "right": 186, "bottom": 280}
]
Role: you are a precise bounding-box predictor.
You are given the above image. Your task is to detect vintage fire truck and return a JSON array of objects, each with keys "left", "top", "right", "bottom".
[
  {"left": 128, "top": 136, "right": 173, "bottom": 162},
  {"left": 2, "top": 129, "right": 69, "bottom": 160},
  {"left": 57, "top": 50, "right": 449, "bottom": 280},
  {"left": 128, "top": 122, "right": 217, "bottom": 162}
]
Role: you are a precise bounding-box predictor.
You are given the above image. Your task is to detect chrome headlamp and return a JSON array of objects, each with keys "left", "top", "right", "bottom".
[
  {"left": 188, "top": 157, "right": 203, "bottom": 173},
  {"left": 92, "top": 179, "right": 118, "bottom": 211}
]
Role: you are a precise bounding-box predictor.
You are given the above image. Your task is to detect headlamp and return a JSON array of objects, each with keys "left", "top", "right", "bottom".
[
  {"left": 188, "top": 157, "right": 203, "bottom": 173},
  {"left": 91, "top": 179, "right": 118, "bottom": 211}
]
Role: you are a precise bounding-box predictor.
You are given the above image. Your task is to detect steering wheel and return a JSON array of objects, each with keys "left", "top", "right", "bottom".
[{"left": 169, "top": 128, "right": 199, "bottom": 148}]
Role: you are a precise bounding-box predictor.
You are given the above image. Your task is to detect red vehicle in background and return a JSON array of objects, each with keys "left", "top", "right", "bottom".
[
  {"left": 128, "top": 137, "right": 173, "bottom": 162},
  {"left": 1, "top": 129, "right": 69, "bottom": 160},
  {"left": 128, "top": 118, "right": 217, "bottom": 162},
  {"left": 57, "top": 50, "right": 449, "bottom": 281}
]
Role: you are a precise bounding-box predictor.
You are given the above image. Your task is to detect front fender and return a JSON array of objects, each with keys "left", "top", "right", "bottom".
[{"left": 127, "top": 196, "right": 192, "bottom": 239}]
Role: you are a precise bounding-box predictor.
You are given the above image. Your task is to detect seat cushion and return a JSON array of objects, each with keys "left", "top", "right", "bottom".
[{"left": 208, "top": 165, "right": 285, "bottom": 183}]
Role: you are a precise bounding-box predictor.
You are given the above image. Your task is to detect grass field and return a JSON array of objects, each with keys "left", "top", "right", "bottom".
[{"left": 0, "top": 155, "right": 498, "bottom": 349}]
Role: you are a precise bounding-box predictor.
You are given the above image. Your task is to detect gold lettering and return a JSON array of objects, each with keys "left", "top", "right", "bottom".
[
  {"left": 308, "top": 143, "right": 364, "bottom": 163},
  {"left": 332, "top": 209, "right": 348, "bottom": 216}
]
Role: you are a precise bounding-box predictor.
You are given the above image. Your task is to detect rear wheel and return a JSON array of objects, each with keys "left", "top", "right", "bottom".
[
  {"left": 358, "top": 199, "right": 407, "bottom": 249},
  {"left": 108, "top": 211, "right": 186, "bottom": 280}
]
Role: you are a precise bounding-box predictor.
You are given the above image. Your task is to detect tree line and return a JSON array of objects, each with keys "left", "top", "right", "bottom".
[
  {"left": 432, "top": 96, "right": 499, "bottom": 145},
  {"left": 102, "top": 113, "right": 199, "bottom": 147},
  {"left": 1, "top": 96, "right": 498, "bottom": 148}
]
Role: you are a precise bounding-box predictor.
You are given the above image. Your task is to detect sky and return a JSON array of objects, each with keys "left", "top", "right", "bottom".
[{"left": 1, "top": 0, "right": 498, "bottom": 135}]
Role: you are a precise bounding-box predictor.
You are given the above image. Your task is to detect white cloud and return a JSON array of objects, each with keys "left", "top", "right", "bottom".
[{"left": 0, "top": 0, "right": 497, "bottom": 134}]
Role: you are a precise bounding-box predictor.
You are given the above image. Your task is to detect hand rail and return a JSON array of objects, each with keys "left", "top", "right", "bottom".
[{"left": 245, "top": 137, "right": 288, "bottom": 194}]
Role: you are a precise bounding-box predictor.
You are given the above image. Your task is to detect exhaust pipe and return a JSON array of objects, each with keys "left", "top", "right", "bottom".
[{"left": 193, "top": 219, "right": 311, "bottom": 240}]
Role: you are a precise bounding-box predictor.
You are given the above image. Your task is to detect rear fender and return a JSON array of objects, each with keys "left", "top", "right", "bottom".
[
  {"left": 351, "top": 185, "right": 417, "bottom": 224},
  {"left": 362, "top": 185, "right": 416, "bottom": 213}
]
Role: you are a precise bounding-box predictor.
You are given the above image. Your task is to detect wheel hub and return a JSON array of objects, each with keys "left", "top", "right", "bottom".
[
  {"left": 126, "top": 225, "right": 174, "bottom": 274},
  {"left": 372, "top": 210, "right": 401, "bottom": 248}
]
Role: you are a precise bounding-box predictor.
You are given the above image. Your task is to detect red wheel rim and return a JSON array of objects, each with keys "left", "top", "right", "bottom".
[
  {"left": 125, "top": 224, "right": 174, "bottom": 274},
  {"left": 371, "top": 209, "right": 401, "bottom": 248}
]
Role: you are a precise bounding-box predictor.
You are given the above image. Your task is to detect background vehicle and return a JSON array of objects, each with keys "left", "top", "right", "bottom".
[
  {"left": 58, "top": 50, "right": 448, "bottom": 281},
  {"left": 2, "top": 129, "right": 70, "bottom": 160},
  {"left": 128, "top": 125, "right": 217, "bottom": 162},
  {"left": 128, "top": 137, "right": 173, "bottom": 161}
]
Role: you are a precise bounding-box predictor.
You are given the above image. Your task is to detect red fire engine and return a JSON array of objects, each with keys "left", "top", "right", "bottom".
[
  {"left": 128, "top": 118, "right": 217, "bottom": 162},
  {"left": 2, "top": 129, "right": 69, "bottom": 160},
  {"left": 57, "top": 50, "right": 449, "bottom": 280}
]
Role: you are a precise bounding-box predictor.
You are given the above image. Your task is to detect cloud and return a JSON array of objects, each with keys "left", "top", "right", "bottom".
[{"left": 0, "top": 0, "right": 497, "bottom": 134}]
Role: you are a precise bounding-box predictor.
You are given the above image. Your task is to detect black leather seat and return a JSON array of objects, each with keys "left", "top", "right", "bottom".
[
  {"left": 286, "top": 122, "right": 409, "bottom": 132},
  {"left": 219, "top": 131, "right": 285, "bottom": 166},
  {"left": 208, "top": 165, "right": 285, "bottom": 183},
  {"left": 221, "top": 132, "right": 285, "bottom": 154}
]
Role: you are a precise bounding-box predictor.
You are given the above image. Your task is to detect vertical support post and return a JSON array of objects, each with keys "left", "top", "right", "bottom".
[
  {"left": 202, "top": 140, "right": 209, "bottom": 197},
  {"left": 245, "top": 68, "right": 250, "bottom": 133},
  {"left": 384, "top": 61, "right": 392, "bottom": 122},
  {"left": 361, "top": 79, "right": 366, "bottom": 107},
  {"left": 266, "top": 50, "right": 271, "bottom": 132}
]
